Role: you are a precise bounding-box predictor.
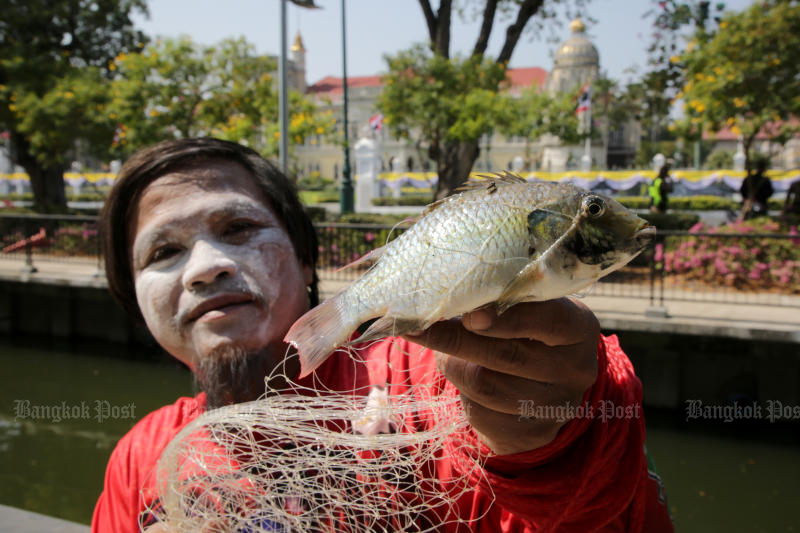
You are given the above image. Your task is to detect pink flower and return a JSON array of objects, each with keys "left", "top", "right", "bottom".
[
  {"left": 748, "top": 268, "right": 762, "bottom": 280},
  {"left": 364, "top": 232, "right": 376, "bottom": 243},
  {"left": 655, "top": 243, "right": 664, "bottom": 262}
]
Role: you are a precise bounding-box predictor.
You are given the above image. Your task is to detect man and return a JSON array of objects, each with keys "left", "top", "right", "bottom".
[
  {"left": 740, "top": 159, "right": 774, "bottom": 220},
  {"left": 92, "top": 138, "right": 672, "bottom": 532},
  {"left": 648, "top": 163, "right": 673, "bottom": 214}
]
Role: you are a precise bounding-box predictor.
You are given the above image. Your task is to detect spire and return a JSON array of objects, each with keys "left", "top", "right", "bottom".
[
  {"left": 569, "top": 17, "right": 586, "bottom": 34},
  {"left": 292, "top": 32, "right": 306, "bottom": 52}
]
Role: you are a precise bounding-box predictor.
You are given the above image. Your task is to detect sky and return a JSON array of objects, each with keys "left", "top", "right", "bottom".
[{"left": 132, "top": 0, "right": 755, "bottom": 87}]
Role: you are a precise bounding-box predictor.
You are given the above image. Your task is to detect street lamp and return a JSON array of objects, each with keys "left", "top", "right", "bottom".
[
  {"left": 279, "top": 0, "right": 319, "bottom": 175},
  {"left": 339, "top": 0, "right": 354, "bottom": 213}
]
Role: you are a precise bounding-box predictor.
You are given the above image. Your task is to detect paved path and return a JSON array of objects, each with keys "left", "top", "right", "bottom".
[
  {"left": 2, "top": 255, "right": 799, "bottom": 343},
  {"left": 0, "top": 504, "right": 88, "bottom": 533}
]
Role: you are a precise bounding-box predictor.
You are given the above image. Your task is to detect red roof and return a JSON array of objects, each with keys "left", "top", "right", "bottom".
[
  {"left": 307, "top": 75, "right": 383, "bottom": 96},
  {"left": 505, "top": 67, "right": 548, "bottom": 90},
  {"left": 307, "top": 67, "right": 548, "bottom": 97}
]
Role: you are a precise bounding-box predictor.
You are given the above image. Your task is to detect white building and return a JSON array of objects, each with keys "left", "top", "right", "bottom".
[{"left": 294, "top": 20, "right": 641, "bottom": 180}]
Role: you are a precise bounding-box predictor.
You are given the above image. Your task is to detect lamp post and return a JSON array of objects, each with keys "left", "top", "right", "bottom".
[
  {"left": 339, "top": 0, "right": 354, "bottom": 214},
  {"left": 279, "top": 0, "right": 319, "bottom": 175}
]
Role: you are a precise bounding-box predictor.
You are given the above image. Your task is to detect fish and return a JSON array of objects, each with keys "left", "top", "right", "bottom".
[{"left": 286, "top": 172, "right": 655, "bottom": 378}]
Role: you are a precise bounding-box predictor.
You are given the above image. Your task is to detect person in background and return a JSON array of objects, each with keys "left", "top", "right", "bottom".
[
  {"left": 91, "top": 137, "right": 673, "bottom": 533},
  {"left": 781, "top": 178, "right": 800, "bottom": 219},
  {"left": 740, "top": 159, "right": 774, "bottom": 220},
  {"left": 648, "top": 163, "right": 673, "bottom": 214}
]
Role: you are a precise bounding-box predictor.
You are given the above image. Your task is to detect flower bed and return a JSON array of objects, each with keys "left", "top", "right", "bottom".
[{"left": 662, "top": 220, "right": 800, "bottom": 293}]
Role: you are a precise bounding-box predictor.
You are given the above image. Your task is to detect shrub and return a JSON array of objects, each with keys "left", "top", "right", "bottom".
[{"left": 663, "top": 219, "right": 800, "bottom": 293}]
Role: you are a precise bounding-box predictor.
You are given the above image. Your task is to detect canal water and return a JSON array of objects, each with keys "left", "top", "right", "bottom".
[{"left": 1, "top": 337, "right": 798, "bottom": 530}]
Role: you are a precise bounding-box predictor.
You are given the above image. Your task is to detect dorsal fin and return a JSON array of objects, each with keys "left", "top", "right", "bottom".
[
  {"left": 421, "top": 171, "right": 528, "bottom": 217},
  {"left": 455, "top": 170, "right": 528, "bottom": 194}
]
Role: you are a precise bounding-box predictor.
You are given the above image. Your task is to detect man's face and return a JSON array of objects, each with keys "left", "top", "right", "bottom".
[{"left": 130, "top": 160, "right": 313, "bottom": 374}]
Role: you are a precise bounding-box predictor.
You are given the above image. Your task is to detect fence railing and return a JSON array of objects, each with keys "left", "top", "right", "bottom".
[
  {"left": 2, "top": 214, "right": 798, "bottom": 308},
  {"left": 0, "top": 213, "right": 102, "bottom": 274}
]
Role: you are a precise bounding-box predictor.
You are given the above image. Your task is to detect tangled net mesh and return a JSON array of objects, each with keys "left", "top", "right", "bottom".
[{"left": 146, "top": 346, "right": 491, "bottom": 533}]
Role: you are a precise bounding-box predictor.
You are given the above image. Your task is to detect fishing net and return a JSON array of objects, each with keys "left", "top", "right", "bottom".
[{"left": 145, "top": 348, "right": 491, "bottom": 533}]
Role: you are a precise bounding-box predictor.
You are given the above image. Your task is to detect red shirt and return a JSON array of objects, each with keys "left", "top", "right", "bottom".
[{"left": 92, "top": 335, "right": 673, "bottom": 532}]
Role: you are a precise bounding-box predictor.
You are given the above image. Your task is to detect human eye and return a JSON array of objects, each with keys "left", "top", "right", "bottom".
[
  {"left": 222, "top": 219, "right": 263, "bottom": 242},
  {"left": 146, "top": 244, "right": 182, "bottom": 266}
]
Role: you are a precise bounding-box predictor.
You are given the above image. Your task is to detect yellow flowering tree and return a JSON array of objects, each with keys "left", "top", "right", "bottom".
[
  {"left": 676, "top": 0, "right": 800, "bottom": 170},
  {"left": 110, "top": 37, "right": 335, "bottom": 167},
  {"left": 0, "top": 0, "right": 148, "bottom": 211}
]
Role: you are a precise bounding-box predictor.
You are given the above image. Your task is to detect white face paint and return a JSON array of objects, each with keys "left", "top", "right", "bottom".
[{"left": 130, "top": 161, "right": 313, "bottom": 371}]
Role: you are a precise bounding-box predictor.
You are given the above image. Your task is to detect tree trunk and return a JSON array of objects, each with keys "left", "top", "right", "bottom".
[
  {"left": 12, "top": 132, "right": 67, "bottom": 212},
  {"left": 434, "top": 139, "right": 480, "bottom": 200}
]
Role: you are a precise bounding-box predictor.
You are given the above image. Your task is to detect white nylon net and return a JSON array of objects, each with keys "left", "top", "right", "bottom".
[{"left": 145, "top": 349, "right": 491, "bottom": 533}]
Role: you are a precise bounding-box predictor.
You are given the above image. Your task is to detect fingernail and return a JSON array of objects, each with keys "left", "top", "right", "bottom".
[{"left": 464, "top": 309, "right": 493, "bottom": 331}]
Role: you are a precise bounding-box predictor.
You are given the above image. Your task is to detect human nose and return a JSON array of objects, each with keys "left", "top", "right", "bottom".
[{"left": 182, "top": 240, "right": 238, "bottom": 290}]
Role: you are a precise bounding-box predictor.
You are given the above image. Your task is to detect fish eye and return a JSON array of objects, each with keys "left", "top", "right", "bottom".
[{"left": 583, "top": 196, "right": 605, "bottom": 218}]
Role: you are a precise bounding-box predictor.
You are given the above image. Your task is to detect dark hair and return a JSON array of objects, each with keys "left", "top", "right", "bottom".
[{"left": 100, "top": 137, "right": 319, "bottom": 322}]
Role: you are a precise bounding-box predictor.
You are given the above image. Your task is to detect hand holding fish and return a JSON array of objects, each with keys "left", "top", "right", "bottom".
[{"left": 403, "top": 297, "right": 599, "bottom": 455}]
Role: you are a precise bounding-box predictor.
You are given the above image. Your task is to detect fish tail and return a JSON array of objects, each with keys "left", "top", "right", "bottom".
[{"left": 284, "top": 294, "right": 358, "bottom": 378}]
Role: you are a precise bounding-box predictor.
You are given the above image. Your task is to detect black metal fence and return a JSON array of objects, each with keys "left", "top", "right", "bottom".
[
  {"left": 0, "top": 214, "right": 102, "bottom": 274},
  {"left": 2, "top": 214, "right": 798, "bottom": 308}
]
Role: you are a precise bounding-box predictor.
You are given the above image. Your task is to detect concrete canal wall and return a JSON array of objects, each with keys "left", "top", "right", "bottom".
[{"left": 1, "top": 261, "right": 799, "bottom": 411}]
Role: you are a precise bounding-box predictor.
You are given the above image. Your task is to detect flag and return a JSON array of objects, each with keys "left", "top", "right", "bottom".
[
  {"left": 369, "top": 113, "right": 383, "bottom": 131},
  {"left": 576, "top": 84, "right": 591, "bottom": 114}
]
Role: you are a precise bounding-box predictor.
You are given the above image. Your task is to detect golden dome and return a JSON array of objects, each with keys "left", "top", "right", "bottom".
[
  {"left": 291, "top": 32, "right": 305, "bottom": 52},
  {"left": 554, "top": 18, "right": 598, "bottom": 68}
]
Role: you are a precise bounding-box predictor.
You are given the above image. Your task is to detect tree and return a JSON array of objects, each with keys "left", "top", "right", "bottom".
[
  {"left": 110, "top": 37, "right": 335, "bottom": 169},
  {"left": 0, "top": 0, "right": 148, "bottom": 211},
  {"left": 676, "top": 0, "right": 800, "bottom": 170},
  {"left": 497, "top": 86, "right": 583, "bottom": 168},
  {"left": 380, "top": 0, "right": 590, "bottom": 200},
  {"left": 631, "top": 1, "right": 725, "bottom": 149}
]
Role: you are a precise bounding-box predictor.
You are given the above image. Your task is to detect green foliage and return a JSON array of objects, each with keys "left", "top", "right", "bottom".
[
  {"left": 499, "top": 87, "right": 583, "bottom": 145},
  {"left": 664, "top": 219, "right": 800, "bottom": 292},
  {"left": 371, "top": 196, "right": 431, "bottom": 207},
  {"left": 635, "top": 1, "right": 726, "bottom": 143},
  {"left": 110, "top": 37, "right": 335, "bottom": 160},
  {"left": 639, "top": 211, "right": 701, "bottom": 230},
  {"left": 379, "top": 45, "right": 509, "bottom": 146},
  {"left": 298, "top": 190, "right": 339, "bottom": 205},
  {"left": 703, "top": 149, "right": 734, "bottom": 170},
  {"left": 0, "top": 0, "right": 148, "bottom": 210},
  {"left": 297, "top": 172, "right": 335, "bottom": 191},
  {"left": 676, "top": 1, "right": 800, "bottom": 164}
]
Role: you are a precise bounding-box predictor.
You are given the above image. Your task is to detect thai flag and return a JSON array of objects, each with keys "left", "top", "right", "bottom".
[
  {"left": 369, "top": 113, "right": 383, "bottom": 131},
  {"left": 576, "top": 84, "right": 591, "bottom": 114}
]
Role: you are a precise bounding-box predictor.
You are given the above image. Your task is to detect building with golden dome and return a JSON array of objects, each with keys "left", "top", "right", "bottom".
[
  {"left": 294, "top": 19, "right": 641, "bottom": 180},
  {"left": 546, "top": 18, "right": 600, "bottom": 94}
]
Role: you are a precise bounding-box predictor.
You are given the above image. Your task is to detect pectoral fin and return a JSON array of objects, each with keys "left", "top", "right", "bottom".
[
  {"left": 496, "top": 261, "right": 546, "bottom": 314},
  {"left": 347, "top": 315, "right": 428, "bottom": 346}
]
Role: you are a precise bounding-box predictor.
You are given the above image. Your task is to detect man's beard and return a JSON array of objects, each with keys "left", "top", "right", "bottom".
[{"left": 195, "top": 343, "right": 296, "bottom": 409}]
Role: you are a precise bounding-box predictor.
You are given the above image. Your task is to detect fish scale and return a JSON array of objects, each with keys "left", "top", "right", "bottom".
[{"left": 286, "top": 172, "right": 655, "bottom": 377}]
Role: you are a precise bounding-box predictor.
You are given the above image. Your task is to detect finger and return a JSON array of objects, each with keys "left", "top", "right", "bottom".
[
  {"left": 404, "top": 320, "right": 597, "bottom": 389},
  {"left": 463, "top": 298, "right": 600, "bottom": 347},
  {"left": 436, "top": 352, "right": 573, "bottom": 415},
  {"left": 459, "top": 395, "right": 562, "bottom": 455}
]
